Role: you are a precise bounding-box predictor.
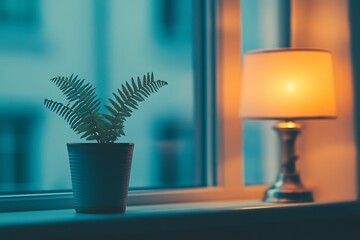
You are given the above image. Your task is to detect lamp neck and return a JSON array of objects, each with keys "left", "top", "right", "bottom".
[
  {"left": 264, "top": 120, "right": 313, "bottom": 203},
  {"left": 274, "top": 120, "right": 302, "bottom": 175}
]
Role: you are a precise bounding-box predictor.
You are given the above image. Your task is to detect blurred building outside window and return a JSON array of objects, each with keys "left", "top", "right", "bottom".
[{"left": 0, "top": 0, "right": 208, "bottom": 194}]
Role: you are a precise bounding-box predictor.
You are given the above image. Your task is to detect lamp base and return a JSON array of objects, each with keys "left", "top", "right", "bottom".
[{"left": 263, "top": 173, "right": 314, "bottom": 203}]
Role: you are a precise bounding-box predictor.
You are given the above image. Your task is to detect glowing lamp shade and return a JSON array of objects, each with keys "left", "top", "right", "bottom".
[{"left": 240, "top": 49, "right": 336, "bottom": 120}]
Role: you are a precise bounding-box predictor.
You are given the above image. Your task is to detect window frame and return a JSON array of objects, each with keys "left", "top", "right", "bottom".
[{"left": 0, "top": 0, "right": 272, "bottom": 212}]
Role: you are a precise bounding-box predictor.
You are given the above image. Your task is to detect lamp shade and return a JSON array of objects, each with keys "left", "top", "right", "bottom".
[{"left": 240, "top": 49, "right": 336, "bottom": 120}]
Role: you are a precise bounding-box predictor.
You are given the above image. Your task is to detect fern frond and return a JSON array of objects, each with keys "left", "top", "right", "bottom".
[
  {"left": 47, "top": 75, "right": 108, "bottom": 143},
  {"left": 51, "top": 75, "right": 101, "bottom": 112},
  {"left": 105, "top": 72, "right": 168, "bottom": 141},
  {"left": 44, "top": 99, "right": 87, "bottom": 136}
]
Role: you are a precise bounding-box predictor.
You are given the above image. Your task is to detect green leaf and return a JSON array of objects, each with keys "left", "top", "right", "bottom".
[
  {"left": 137, "top": 77, "right": 142, "bottom": 88},
  {"left": 132, "top": 78, "right": 138, "bottom": 91},
  {"left": 118, "top": 89, "right": 127, "bottom": 102},
  {"left": 147, "top": 72, "right": 151, "bottom": 84},
  {"left": 109, "top": 98, "right": 122, "bottom": 112},
  {"left": 105, "top": 105, "right": 117, "bottom": 116},
  {"left": 132, "top": 94, "right": 144, "bottom": 102},
  {"left": 103, "top": 113, "right": 115, "bottom": 122},
  {"left": 143, "top": 75, "right": 147, "bottom": 86},
  {"left": 126, "top": 81, "right": 133, "bottom": 95},
  {"left": 126, "top": 101, "right": 138, "bottom": 110},
  {"left": 122, "top": 84, "right": 130, "bottom": 99},
  {"left": 128, "top": 98, "right": 138, "bottom": 106},
  {"left": 113, "top": 93, "right": 124, "bottom": 106}
]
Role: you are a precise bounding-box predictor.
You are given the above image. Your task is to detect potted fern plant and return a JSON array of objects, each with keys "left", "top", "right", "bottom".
[{"left": 44, "top": 73, "right": 168, "bottom": 213}]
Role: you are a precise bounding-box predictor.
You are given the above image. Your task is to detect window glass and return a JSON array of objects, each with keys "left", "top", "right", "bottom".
[{"left": 0, "top": 0, "right": 204, "bottom": 193}]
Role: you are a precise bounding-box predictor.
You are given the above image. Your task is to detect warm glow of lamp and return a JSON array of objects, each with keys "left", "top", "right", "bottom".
[
  {"left": 241, "top": 49, "right": 336, "bottom": 120},
  {"left": 240, "top": 49, "right": 336, "bottom": 203}
]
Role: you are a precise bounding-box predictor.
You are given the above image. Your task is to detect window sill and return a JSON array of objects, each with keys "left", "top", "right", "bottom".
[{"left": 0, "top": 200, "right": 358, "bottom": 240}]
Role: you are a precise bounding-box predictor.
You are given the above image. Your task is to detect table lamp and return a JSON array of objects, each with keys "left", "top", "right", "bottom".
[{"left": 240, "top": 49, "right": 336, "bottom": 203}]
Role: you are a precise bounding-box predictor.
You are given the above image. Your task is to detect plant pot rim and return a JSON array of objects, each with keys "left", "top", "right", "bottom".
[{"left": 67, "top": 143, "right": 134, "bottom": 146}]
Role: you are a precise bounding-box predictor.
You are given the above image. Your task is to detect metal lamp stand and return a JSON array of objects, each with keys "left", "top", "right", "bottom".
[{"left": 263, "top": 121, "right": 314, "bottom": 203}]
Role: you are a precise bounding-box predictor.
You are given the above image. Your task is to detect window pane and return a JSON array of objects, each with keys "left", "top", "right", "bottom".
[{"left": 0, "top": 0, "right": 205, "bottom": 193}]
